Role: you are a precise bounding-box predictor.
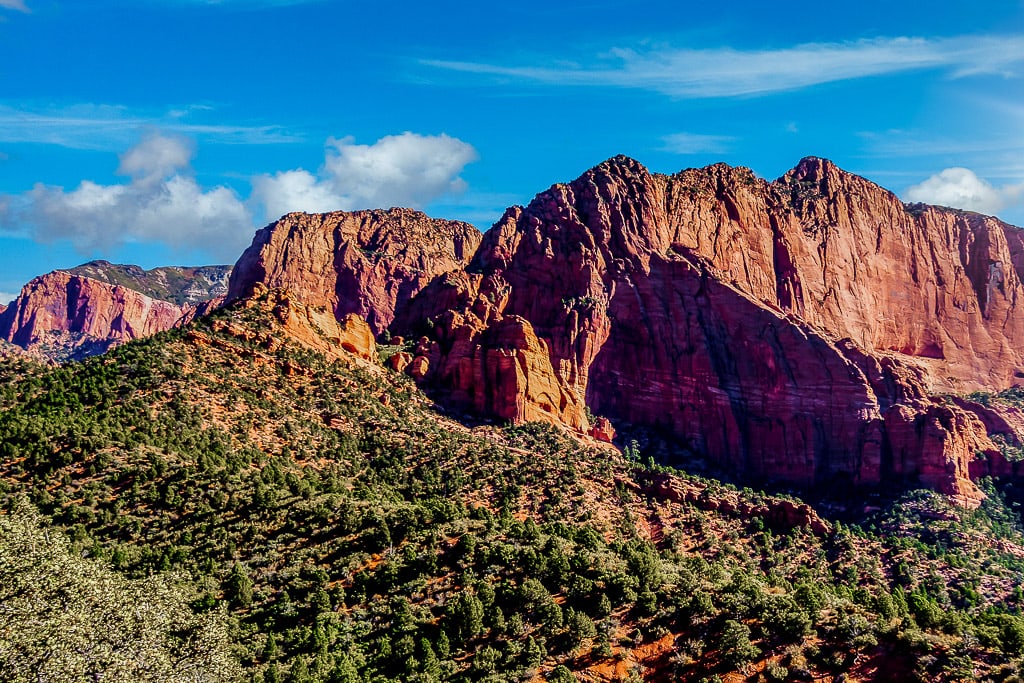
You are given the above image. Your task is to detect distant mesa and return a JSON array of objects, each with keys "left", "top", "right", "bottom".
[
  {"left": 67, "top": 260, "right": 232, "bottom": 306},
  {"left": 0, "top": 261, "right": 231, "bottom": 362}
]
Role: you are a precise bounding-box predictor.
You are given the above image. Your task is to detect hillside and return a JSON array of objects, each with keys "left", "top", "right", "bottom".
[{"left": 4, "top": 291, "right": 1024, "bottom": 682}]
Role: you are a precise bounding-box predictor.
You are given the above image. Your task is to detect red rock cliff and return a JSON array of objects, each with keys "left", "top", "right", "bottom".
[
  {"left": 391, "top": 156, "right": 1024, "bottom": 503},
  {"left": 226, "top": 208, "right": 483, "bottom": 335},
  {"left": 0, "top": 271, "right": 198, "bottom": 361}
]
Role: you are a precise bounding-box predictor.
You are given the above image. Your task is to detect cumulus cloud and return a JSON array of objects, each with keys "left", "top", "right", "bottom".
[
  {"left": 4, "top": 132, "right": 253, "bottom": 260},
  {"left": 904, "top": 168, "right": 1024, "bottom": 216},
  {"left": 0, "top": 291, "right": 17, "bottom": 305},
  {"left": 251, "top": 132, "right": 478, "bottom": 220},
  {"left": 0, "top": 0, "right": 29, "bottom": 12},
  {"left": 117, "top": 133, "right": 195, "bottom": 181}
]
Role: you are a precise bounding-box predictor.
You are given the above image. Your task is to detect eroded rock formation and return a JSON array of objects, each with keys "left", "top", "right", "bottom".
[
  {"left": 386, "top": 156, "right": 1024, "bottom": 504},
  {"left": 216, "top": 284, "right": 376, "bottom": 363},
  {"left": 226, "top": 208, "right": 482, "bottom": 335}
]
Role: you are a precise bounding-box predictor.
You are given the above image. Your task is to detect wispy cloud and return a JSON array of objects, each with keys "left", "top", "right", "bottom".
[
  {"left": 859, "top": 130, "right": 1024, "bottom": 159},
  {"left": 149, "top": 0, "right": 326, "bottom": 6},
  {"left": 0, "top": 0, "right": 29, "bottom": 12},
  {"left": 0, "top": 104, "right": 301, "bottom": 150},
  {"left": 0, "top": 292, "right": 18, "bottom": 305},
  {"left": 425, "top": 34, "right": 1024, "bottom": 98},
  {"left": 660, "top": 132, "right": 733, "bottom": 154}
]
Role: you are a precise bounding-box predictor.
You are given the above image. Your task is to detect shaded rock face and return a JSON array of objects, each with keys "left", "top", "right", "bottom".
[
  {"left": 390, "top": 156, "right": 1024, "bottom": 503},
  {"left": 0, "top": 270, "right": 220, "bottom": 361},
  {"left": 226, "top": 208, "right": 483, "bottom": 336}
]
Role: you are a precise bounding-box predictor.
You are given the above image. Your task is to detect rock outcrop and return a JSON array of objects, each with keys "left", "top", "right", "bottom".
[
  {"left": 214, "top": 285, "right": 376, "bottom": 364},
  {"left": 226, "top": 208, "right": 482, "bottom": 336},
  {"left": 0, "top": 268, "right": 226, "bottom": 361},
  {"left": 634, "top": 472, "right": 831, "bottom": 536}
]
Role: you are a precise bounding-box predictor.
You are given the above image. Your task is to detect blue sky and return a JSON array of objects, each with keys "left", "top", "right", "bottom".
[{"left": 1, "top": 0, "right": 1023, "bottom": 303}]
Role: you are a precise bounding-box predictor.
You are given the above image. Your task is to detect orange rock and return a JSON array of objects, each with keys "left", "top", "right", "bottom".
[
  {"left": 388, "top": 351, "right": 413, "bottom": 374},
  {"left": 590, "top": 416, "right": 616, "bottom": 442},
  {"left": 223, "top": 288, "right": 376, "bottom": 363},
  {"left": 409, "top": 355, "right": 430, "bottom": 380}
]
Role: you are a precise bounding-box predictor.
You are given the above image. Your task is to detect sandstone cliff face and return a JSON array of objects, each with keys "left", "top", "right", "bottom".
[
  {"left": 226, "top": 208, "right": 482, "bottom": 335},
  {"left": 0, "top": 271, "right": 203, "bottom": 361},
  {"left": 387, "top": 156, "right": 1024, "bottom": 503},
  {"left": 215, "top": 155, "right": 1024, "bottom": 503},
  {"left": 659, "top": 158, "right": 1024, "bottom": 393}
]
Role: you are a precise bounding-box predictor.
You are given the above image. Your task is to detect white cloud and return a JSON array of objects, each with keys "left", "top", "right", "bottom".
[
  {"left": 0, "top": 291, "right": 17, "bottom": 305},
  {"left": 117, "top": 133, "right": 195, "bottom": 181},
  {"left": 660, "top": 132, "right": 732, "bottom": 154},
  {"left": 0, "top": 0, "right": 28, "bottom": 12},
  {"left": 251, "top": 132, "right": 478, "bottom": 220},
  {"left": 250, "top": 169, "right": 342, "bottom": 218},
  {"left": 904, "top": 167, "right": 1024, "bottom": 215},
  {"left": 4, "top": 132, "right": 253, "bottom": 260},
  {"left": 1, "top": 130, "right": 481, "bottom": 259},
  {"left": 0, "top": 104, "right": 300, "bottom": 150},
  {"left": 425, "top": 34, "right": 1024, "bottom": 98}
]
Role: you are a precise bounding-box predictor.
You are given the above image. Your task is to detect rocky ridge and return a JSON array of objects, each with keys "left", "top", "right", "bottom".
[
  {"left": 225, "top": 156, "right": 1024, "bottom": 505},
  {"left": 67, "top": 260, "right": 232, "bottom": 306}
]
